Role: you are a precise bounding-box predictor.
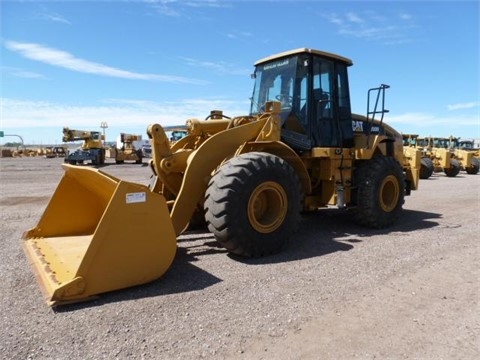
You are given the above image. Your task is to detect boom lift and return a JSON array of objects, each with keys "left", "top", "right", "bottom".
[
  {"left": 23, "top": 48, "right": 420, "bottom": 306},
  {"left": 63, "top": 128, "right": 105, "bottom": 165}
]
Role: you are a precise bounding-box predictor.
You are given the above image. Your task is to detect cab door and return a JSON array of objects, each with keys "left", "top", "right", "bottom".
[{"left": 310, "top": 58, "right": 353, "bottom": 148}]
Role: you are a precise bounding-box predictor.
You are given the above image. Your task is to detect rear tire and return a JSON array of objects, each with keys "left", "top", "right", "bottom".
[
  {"left": 444, "top": 159, "right": 460, "bottom": 177},
  {"left": 420, "top": 157, "right": 434, "bottom": 179},
  {"left": 99, "top": 150, "right": 105, "bottom": 165},
  {"left": 466, "top": 157, "right": 479, "bottom": 174},
  {"left": 204, "top": 152, "right": 302, "bottom": 257},
  {"left": 136, "top": 150, "right": 143, "bottom": 164},
  {"left": 352, "top": 156, "right": 405, "bottom": 229}
]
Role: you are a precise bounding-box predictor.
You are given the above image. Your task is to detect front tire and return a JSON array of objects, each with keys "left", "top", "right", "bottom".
[
  {"left": 466, "top": 157, "right": 479, "bottom": 175},
  {"left": 352, "top": 156, "right": 405, "bottom": 229},
  {"left": 444, "top": 159, "right": 460, "bottom": 177},
  {"left": 420, "top": 157, "right": 434, "bottom": 179},
  {"left": 204, "top": 152, "right": 302, "bottom": 257}
]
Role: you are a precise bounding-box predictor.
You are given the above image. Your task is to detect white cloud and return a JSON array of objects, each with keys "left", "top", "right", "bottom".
[
  {"left": 346, "top": 12, "right": 364, "bottom": 25},
  {"left": 399, "top": 13, "right": 413, "bottom": 21},
  {"left": 4, "top": 40, "right": 207, "bottom": 84},
  {"left": 148, "top": 0, "right": 230, "bottom": 16},
  {"left": 2, "top": 66, "right": 46, "bottom": 79},
  {"left": 39, "top": 12, "right": 71, "bottom": 24},
  {"left": 1, "top": 97, "right": 250, "bottom": 130},
  {"left": 180, "top": 56, "right": 251, "bottom": 76},
  {"left": 324, "top": 10, "right": 417, "bottom": 45},
  {"left": 387, "top": 112, "right": 479, "bottom": 127},
  {"left": 226, "top": 31, "right": 253, "bottom": 40},
  {"left": 447, "top": 101, "right": 480, "bottom": 111}
]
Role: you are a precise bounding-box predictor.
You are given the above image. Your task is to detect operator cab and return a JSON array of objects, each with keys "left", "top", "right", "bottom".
[{"left": 250, "top": 48, "right": 354, "bottom": 150}]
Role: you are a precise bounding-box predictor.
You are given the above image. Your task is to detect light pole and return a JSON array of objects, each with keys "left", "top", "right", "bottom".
[{"left": 100, "top": 121, "right": 108, "bottom": 145}]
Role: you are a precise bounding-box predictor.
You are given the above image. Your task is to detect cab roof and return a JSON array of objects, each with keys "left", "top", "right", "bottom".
[{"left": 254, "top": 48, "right": 353, "bottom": 66}]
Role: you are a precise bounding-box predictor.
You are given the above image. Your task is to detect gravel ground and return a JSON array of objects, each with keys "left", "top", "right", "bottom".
[{"left": 0, "top": 156, "right": 479, "bottom": 359}]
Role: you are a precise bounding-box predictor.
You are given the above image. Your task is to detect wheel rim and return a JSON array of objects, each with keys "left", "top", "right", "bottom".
[
  {"left": 248, "top": 181, "right": 287, "bottom": 233},
  {"left": 379, "top": 175, "right": 400, "bottom": 212}
]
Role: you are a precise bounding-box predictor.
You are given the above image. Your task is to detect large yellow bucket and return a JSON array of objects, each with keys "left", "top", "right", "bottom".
[{"left": 22, "top": 165, "right": 177, "bottom": 306}]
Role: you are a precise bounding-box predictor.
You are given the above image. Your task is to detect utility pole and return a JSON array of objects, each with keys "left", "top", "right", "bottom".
[{"left": 100, "top": 122, "right": 108, "bottom": 146}]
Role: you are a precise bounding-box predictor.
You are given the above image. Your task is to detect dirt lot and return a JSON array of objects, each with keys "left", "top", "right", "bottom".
[{"left": 0, "top": 157, "right": 479, "bottom": 359}]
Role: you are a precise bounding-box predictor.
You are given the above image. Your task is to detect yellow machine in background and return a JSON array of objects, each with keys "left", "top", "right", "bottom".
[
  {"left": 402, "top": 134, "right": 434, "bottom": 179},
  {"left": 109, "top": 133, "right": 143, "bottom": 164},
  {"left": 440, "top": 137, "right": 479, "bottom": 175},
  {"left": 44, "top": 146, "right": 67, "bottom": 158},
  {"left": 458, "top": 139, "right": 480, "bottom": 174},
  {"left": 63, "top": 128, "right": 105, "bottom": 165},
  {"left": 417, "top": 136, "right": 460, "bottom": 177},
  {"left": 23, "top": 48, "right": 420, "bottom": 306}
]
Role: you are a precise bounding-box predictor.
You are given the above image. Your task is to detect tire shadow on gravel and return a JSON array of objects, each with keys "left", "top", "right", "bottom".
[
  {"left": 53, "top": 209, "right": 442, "bottom": 311},
  {"left": 229, "top": 207, "right": 442, "bottom": 266}
]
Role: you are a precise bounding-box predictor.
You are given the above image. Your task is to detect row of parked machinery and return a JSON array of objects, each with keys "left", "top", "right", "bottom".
[
  {"left": 61, "top": 128, "right": 145, "bottom": 165},
  {"left": 402, "top": 134, "right": 479, "bottom": 178},
  {"left": 61, "top": 127, "right": 188, "bottom": 165},
  {"left": 0, "top": 127, "right": 188, "bottom": 162},
  {"left": 0, "top": 145, "right": 67, "bottom": 158}
]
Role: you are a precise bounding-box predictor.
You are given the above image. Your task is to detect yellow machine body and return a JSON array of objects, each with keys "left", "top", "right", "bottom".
[
  {"left": 23, "top": 48, "right": 420, "bottom": 306},
  {"left": 111, "top": 133, "right": 143, "bottom": 164},
  {"left": 22, "top": 165, "right": 176, "bottom": 306}
]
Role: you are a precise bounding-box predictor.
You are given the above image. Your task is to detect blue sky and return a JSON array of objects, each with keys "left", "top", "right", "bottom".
[{"left": 1, "top": 0, "right": 479, "bottom": 145}]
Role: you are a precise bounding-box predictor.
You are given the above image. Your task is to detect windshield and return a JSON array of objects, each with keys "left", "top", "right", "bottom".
[
  {"left": 250, "top": 56, "right": 300, "bottom": 115},
  {"left": 460, "top": 141, "right": 473, "bottom": 149},
  {"left": 434, "top": 138, "right": 455, "bottom": 149}
]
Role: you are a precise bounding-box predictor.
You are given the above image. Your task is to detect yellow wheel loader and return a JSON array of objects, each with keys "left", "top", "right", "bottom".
[
  {"left": 22, "top": 48, "right": 420, "bottom": 306},
  {"left": 458, "top": 140, "right": 480, "bottom": 174},
  {"left": 402, "top": 134, "right": 434, "bottom": 179},
  {"left": 418, "top": 136, "right": 460, "bottom": 177},
  {"left": 443, "top": 137, "right": 479, "bottom": 175}
]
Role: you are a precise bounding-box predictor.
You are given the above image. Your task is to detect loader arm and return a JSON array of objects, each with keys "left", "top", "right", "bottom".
[{"left": 148, "top": 103, "right": 282, "bottom": 236}]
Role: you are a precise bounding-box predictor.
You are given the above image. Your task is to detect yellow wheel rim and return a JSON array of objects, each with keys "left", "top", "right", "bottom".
[
  {"left": 248, "top": 181, "right": 287, "bottom": 233},
  {"left": 379, "top": 175, "right": 400, "bottom": 212}
]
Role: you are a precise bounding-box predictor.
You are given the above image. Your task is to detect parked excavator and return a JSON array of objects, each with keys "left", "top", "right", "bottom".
[
  {"left": 63, "top": 128, "right": 106, "bottom": 165},
  {"left": 22, "top": 48, "right": 420, "bottom": 306}
]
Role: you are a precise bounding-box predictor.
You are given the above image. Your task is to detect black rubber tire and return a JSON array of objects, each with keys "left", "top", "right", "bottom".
[
  {"left": 99, "top": 149, "right": 105, "bottom": 165},
  {"left": 420, "top": 157, "right": 434, "bottom": 179},
  {"left": 204, "top": 152, "right": 302, "bottom": 257},
  {"left": 135, "top": 151, "right": 143, "bottom": 164},
  {"left": 352, "top": 156, "right": 405, "bottom": 229},
  {"left": 187, "top": 208, "right": 208, "bottom": 231},
  {"left": 466, "top": 157, "right": 479, "bottom": 175},
  {"left": 444, "top": 159, "right": 460, "bottom": 177}
]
